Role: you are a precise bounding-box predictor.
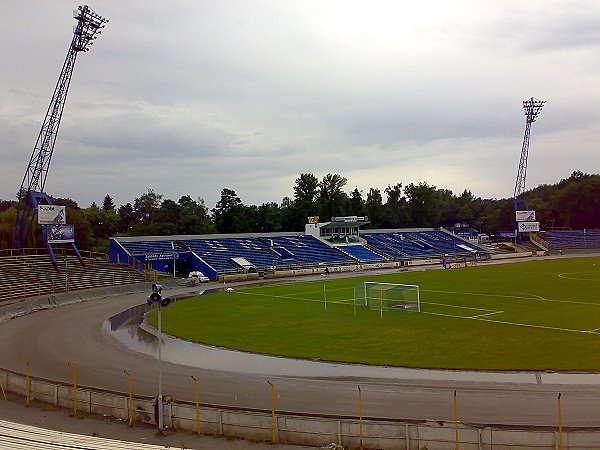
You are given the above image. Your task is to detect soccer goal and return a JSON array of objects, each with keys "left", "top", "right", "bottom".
[{"left": 354, "top": 282, "right": 421, "bottom": 318}]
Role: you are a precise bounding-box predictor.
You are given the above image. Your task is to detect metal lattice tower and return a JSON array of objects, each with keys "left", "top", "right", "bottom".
[
  {"left": 12, "top": 5, "right": 107, "bottom": 252},
  {"left": 513, "top": 97, "right": 545, "bottom": 203}
]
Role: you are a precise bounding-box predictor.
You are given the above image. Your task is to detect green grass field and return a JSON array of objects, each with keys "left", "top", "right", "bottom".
[{"left": 149, "top": 256, "right": 600, "bottom": 370}]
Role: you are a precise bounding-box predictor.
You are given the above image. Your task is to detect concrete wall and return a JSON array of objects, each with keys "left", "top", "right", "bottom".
[{"left": 2, "top": 368, "right": 600, "bottom": 449}]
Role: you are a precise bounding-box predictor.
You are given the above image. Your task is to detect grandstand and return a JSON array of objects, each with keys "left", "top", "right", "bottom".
[
  {"left": 110, "top": 225, "right": 489, "bottom": 281},
  {"left": 360, "top": 229, "right": 485, "bottom": 259},
  {"left": 0, "top": 254, "right": 145, "bottom": 303},
  {"left": 542, "top": 228, "right": 600, "bottom": 252}
]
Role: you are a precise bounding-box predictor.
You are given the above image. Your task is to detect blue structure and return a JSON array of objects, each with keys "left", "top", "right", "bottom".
[
  {"left": 110, "top": 228, "right": 488, "bottom": 280},
  {"left": 543, "top": 229, "right": 600, "bottom": 251},
  {"left": 13, "top": 6, "right": 107, "bottom": 269}
]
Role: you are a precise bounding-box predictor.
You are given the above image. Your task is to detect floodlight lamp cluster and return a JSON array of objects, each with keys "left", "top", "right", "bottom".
[
  {"left": 72, "top": 5, "right": 108, "bottom": 52},
  {"left": 523, "top": 97, "right": 546, "bottom": 124}
]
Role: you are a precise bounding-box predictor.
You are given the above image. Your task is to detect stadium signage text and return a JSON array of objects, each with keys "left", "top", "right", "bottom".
[
  {"left": 331, "top": 216, "right": 368, "bottom": 223},
  {"left": 515, "top": 210, "right": 536, "bottom": 222},
  {"left": 518, "top": 221, "right": 540, "bottom": 232},
  {"left": 497, "top": 230, "right": 517, "bottom": 238},
  {"left": 144, "top": 253, "right": 183, "bottom": 261},
  {"left": 38, "top": 205, "right": 66, "bottom": 225}
]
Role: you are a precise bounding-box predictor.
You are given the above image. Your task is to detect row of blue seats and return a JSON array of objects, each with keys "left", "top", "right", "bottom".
[
  {"left": 363, "top": 233, "right": 440, "bottom": 258},
  {"left": 544, "top": 229, "right": 600, "bottom": 249},
  {"left": 117, "top": 229, "right": 487, "bottom": 271},
  {"left": 119, "top": 235, "right": 353, "bottom": 271},
  {"left": 419, "top": 231, "right": 482, "bottom": 254},
  {"left": 337, "top": 245, "right": 387, "bottom": 262},
  {"left": 264, "top": 236, "right": 352, "bottom": 265},
  {"left": 362, "top": 230, "right": 482, "bottom": 258}
]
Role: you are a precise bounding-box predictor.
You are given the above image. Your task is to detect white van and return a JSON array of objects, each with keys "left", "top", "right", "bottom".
[{"left": 188, "top": 271, "right": 210, "bottom": 283}]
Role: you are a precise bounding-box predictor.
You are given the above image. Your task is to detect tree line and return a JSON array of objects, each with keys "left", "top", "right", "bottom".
[{"left": 0, "top": 171, "right": 598, "bottom": 254}]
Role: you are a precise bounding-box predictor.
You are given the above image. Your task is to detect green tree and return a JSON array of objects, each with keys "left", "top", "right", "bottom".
[
  {"left": 318, "top": 173, "right": 348, "bottom": 220},
  {"left": 212, "top": 188, "right": 247, "bottom": 233},
  {"left": 133, "top": 189, "right": 163, "bottom": 225},
  {"left": 83, "top": 204, "right": 119, "bottom": 253},
  {"left": 365, "top": 188, "right": 384, "bottom": 228},
  {"left": 155, "top": 199, "right": 183, "bottom": 235},
  {"left": 102, "top": 194, "right": 115, "bottom": 211},
  {"left": 289, "top": 173, "right": 320, "bottom": 228},
  {"left": 383, "top": 183, "right": 407, "bottom": 228},
  {"left": 255, "top": 202, "right": 283, "bottom": 232},
  {"left": 349, "top": 188, "right": 366, "bottom": 216},
  {"left": 178, "top": 196, "right": 215, "bottom": 235},
  {"left": 403, "top": 182, "right": 441, "bottom": 227},
  {"left": 117, "top": 203, "right": 135, "bottom": 234}
]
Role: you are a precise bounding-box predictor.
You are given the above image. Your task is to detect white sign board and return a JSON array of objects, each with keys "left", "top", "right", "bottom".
[
  {"left": 518, "top": 221, "right": 540, "bottom": 233},
  {"left": 515, "top": 210, "right": 536, "bottom": 222},
  {"left": 38, "top": 205, "right": 66, "bottom": 225}
]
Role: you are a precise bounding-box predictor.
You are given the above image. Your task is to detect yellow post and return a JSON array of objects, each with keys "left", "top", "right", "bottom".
[
  {"left": 68, "top": 363, "right": 77, "bottom": 416},
  {"left": 358, "top": 384, "right": 363, "bottom": 450},
  {"left": 267, "top": 380, "right": 276, "bottom": 443},
  {"left": 191, "top": 375, "right": 200, "bottom": 435},
  {"left": 23, "top": 357, "right": 30, "bottom": 407},
  {"left": 454, "top": 390, "right": 459, "bottom": 450},
  {"left": 558, "top": 393, "right": 563, "bottom": 450},
  {"left": 124, "top": 369, "right": 133, "bottom": 427},
  {"left": 0, "top": 377, "right": 7, "bottom": 401}
]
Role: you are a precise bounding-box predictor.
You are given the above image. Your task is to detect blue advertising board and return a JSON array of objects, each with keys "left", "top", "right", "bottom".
[{"left": 47, "top": 224, "right": 75, "bottom": 243}]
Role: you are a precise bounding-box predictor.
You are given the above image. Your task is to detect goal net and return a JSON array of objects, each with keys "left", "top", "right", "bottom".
[{"left": 354, "top": 282, "right": 421, "bottom": 316}]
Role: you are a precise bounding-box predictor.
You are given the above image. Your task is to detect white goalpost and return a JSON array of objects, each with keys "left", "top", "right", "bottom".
[{"left": 354, "top": 282, "right": 421, "bottom": 318}]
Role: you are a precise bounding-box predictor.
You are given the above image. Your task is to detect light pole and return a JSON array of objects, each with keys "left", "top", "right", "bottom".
[
  {"left": 157, "top": 300, "right": 164, "bottom": 430},
  {"left": 171, "top": 241, "right": 176, "bottom": 278},
  {"left": 148, "top": 284, "right": 170, "bottom": 432}
]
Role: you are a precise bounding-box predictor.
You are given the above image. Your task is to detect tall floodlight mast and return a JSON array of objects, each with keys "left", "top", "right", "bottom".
[
  {"left": 513, "top": 97, "right": 545, "bottom": 211},
  {"left": 12, "top": 6, "right": 107, "bottom": 262}
]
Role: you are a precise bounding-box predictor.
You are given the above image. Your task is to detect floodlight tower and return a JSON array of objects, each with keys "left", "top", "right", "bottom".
[
  {"left": 513, "top": 97, "right": 545, "bottom": 212},
  {"left": 12, "top": 5, "right": 107, "bottom": 265}
]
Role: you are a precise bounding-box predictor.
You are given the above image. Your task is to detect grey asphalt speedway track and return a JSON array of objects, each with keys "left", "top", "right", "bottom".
[{"left": 3, "top": 283, "right": 600, "bottom": 430}]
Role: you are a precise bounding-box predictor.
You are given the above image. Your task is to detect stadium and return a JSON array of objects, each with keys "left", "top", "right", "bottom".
[{"left": 3, "top": 4, "right": 600, "bottom": 450}]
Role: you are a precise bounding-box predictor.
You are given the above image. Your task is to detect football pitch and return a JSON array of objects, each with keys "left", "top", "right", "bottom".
[{"left": 152, "top": 256, "right": 600, "bottom": 370}]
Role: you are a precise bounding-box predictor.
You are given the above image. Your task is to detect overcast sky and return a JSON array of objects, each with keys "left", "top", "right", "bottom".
[{"left": 1, "top": 1, "right": 599, "bottom": 209}]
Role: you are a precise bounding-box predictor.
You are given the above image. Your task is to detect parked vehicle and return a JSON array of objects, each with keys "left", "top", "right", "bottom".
[{"left": 188, "top": 271, "right": 210, "bottom": 283}]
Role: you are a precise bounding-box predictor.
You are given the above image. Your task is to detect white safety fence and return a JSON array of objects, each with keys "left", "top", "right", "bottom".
[{"left": 3, "top": 369, "right": 600, "bottom": 449}]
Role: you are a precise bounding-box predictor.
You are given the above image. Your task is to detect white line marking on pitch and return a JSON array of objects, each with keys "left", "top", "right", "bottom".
[
  {"left": 469, "top": 311, "right": 504, "bottom": 319},
  {"left": 421, "top": 311, "right": 600, "bottom": 335},
  {"left": 424, "top": 288, "right": 600, "bottom": 307},
  {"left": 423, "top": 301, "right": 498, "bottom": 312}
]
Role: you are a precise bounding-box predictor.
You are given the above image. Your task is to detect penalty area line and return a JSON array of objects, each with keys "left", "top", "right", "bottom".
[
  {"left": 469, "top": 310, "right": 504, "bottom": 319},
  {"left": 421, "top": 311, "right": 600, "bottom": 335}
]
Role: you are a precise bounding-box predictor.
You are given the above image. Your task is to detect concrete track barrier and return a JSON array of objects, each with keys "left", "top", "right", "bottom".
[{"left": 3, "top": 368, "right": 600, "bottom": 449}]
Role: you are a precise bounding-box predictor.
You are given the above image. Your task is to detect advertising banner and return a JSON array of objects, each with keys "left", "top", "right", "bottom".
[
  {"left": 47, "top": 224, "right": 75, "bottom": 243},
  {"left": 496, "top": 230, "right": 516, "bottom": 238},
  {"left": 307, "top": 216, "right": 320, "bottom": 224},
  {"left": 38, "top": 205, "right": 66, "bottom": 224},
  {"left": 515, "top": 210, "right": 536, "bottom": 222},
  {"left": 518, "top": 221, "right": 540, "bottom": 233},
  {"left": 144, "top": 253, "right": 182, "bottom": 262}
]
